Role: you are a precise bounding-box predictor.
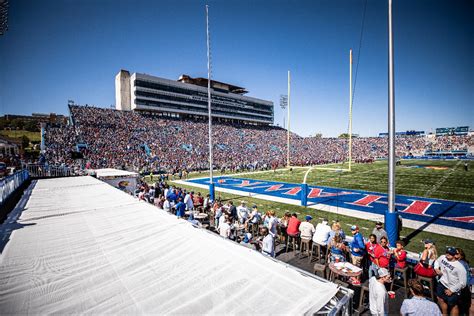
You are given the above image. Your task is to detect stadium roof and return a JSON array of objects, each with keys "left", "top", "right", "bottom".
[
  {"left": 178, "top": 74, "right": 248, "bottom": 94},
  {"left": 0, "top": 176, "right": 339, "bottom": 314}
]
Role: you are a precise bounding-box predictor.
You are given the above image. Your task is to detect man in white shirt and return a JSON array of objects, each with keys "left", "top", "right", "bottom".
[
  {"left": 299, "top": 215, "right": 315, "bottom": 240},
  {"left": 312, "top": 218, "right": 331, "bottom": 246},
  {"left": 219, "top": 217, "right": 231, "bottom": 239},
  {"left": 369, "top": 268, "right": 390, "bottom": 316},
  {"left": 266, "top": 210, "right": 279, "bottom": 237},
  {"left": 260, "top": 227, "right": 274, "bottom": 257},
  {"left": 434, "top": 247, "right": 467, "bottom": 315},
  {"left": 236, "top": 201, "right": 249, "bottom": 224},
  {"left": 184, "top": 192, "right": 194, "bottom": 211}
]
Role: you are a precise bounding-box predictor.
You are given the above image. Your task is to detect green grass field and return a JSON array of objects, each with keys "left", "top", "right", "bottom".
[
  {"left": 145, "top": 159, "right": 474, "bottom": 262},
  {"left": 236, "top": 160, "right": 474, "bottom": 202}
]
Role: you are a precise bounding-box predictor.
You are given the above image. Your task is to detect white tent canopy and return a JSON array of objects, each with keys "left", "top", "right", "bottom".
[
  {"left": 94, "top": 168, "right": 139, "bottom": 178},
  {"left": 0, "top": 176, "right": 340, "bottom": 314}
]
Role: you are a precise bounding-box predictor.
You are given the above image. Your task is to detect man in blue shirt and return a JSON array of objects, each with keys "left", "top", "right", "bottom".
[
  {"left": 349, "top": 225, "right": 365, "bottom": 284},
  {"left": 175, "top": 197, "right": 186, "bottom": 219}
]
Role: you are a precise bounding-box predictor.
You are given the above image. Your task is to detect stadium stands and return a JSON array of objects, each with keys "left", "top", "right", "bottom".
[{"left": 43, "top": 105, "right": 473, "bottom": 172}]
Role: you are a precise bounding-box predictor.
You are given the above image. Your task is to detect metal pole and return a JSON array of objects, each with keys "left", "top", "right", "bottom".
[
  {"left": 386, "top": 0, "right": 398, "bottom": 245},
  {"left": 287, "top": 70, "right": 290, "bottom": 167},
  {"left": 348, "top": 49, "right": 353, "bottom": 171},
  {"left": 206, "top": 5, "right": 215, "bottom": 201}
]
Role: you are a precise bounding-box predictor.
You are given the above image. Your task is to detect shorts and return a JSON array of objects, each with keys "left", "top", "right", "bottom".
[
  {"left": 436, "top": 282, "right": 460, "bottom": 306},
  {"left": 351, "top": 254, "right": 363, "bottom": 267}
]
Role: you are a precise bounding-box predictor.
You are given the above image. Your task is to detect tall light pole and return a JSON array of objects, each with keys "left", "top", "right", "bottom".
[
  {"left": 287, "top": 70, "right": 291, "bottom": 167},
  {"left": 206, "top": 5, "right": 215, "bottom": 201},
  {"left": 385, "top": 0, "right": 398, "bottom": 245},
  {"left": 348, "top": 49, "right": 353, "bottom": 172}
]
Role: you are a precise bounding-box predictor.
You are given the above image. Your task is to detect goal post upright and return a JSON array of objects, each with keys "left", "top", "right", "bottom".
[{"left": 348, "top": 48, "right": 353, "bottom": 172}]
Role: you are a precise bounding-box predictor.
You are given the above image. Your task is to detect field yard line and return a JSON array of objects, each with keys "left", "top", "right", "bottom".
[
  {"left": 423, "top": 160, "right": 463, "bottom": 198},
  {"left": 313, "top": 165, "right": 387, "bottom": 184},
  {"left": 174, "top": 180, "right": 474, "bottom": 240},
  {"left": 187, "top": 167, "right": 310, "bottom": 181}
]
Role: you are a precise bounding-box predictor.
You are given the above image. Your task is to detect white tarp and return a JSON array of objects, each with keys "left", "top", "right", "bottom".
[{"left": 0, "top": 176, "right": 338, "bottom": 315}]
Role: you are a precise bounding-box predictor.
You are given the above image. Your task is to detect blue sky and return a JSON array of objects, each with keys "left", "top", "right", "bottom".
[{"left": 0, "top": 0, "right": 472, "bottom": 137}]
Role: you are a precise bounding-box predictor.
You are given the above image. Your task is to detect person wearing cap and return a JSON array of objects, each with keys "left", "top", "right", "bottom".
[
  {"left": 414, "top": 240, "right": 438, "bottom": 278},
  {"left": 400, "top": 279, "right": 442, "bottom": 316},
  {"left": 369, "top": 267, "right": 391, "bottom": 316},
  {"left": 299, "top": 215, "right": 316, "bottom": 240},
  {"left": 433, "top": 247, "right": 467, "bottom": 316},
  {"left": 372, "top": 221, "right": 388, "bottom": 244},
  {"left": 349, "top": 225, "right": 365, "bottom": 268}
]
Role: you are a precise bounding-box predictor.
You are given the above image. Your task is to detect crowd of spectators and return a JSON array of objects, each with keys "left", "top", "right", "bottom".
[
  {"left": 43, "top": 105, "right": 473, "bottom": 172},
  {"left": 135, "top": 176, "right": 471, "bottom": 316}
]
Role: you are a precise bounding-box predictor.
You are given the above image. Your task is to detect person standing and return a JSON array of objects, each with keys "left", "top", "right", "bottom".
[
  {"left": 400, "top": 279, "right": 442, "bottom": 316},
  {"left": 369, "top": 268, "right": 391, "bottom": 316},
  {"left": 349, "top": 225, "right": 365, "bottom": 285},
  {"left": 372, "top": 221, "right": 388, "bottom": 244},
  {"left": 434, "top": 247, "right": 467, "bottom": 316},
  {"left": 454, "top": 247, "right": 472, "bottom": 315},
  {"left": 260, "top": 227, "right": 275, "bottom": 257},
  {"left": 175, "top": 197, "right": 186, "bottom": 219}
]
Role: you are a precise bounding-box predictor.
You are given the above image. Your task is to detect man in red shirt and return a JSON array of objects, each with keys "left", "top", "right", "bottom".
[{"left": 286, "top": 213, "right": 301, "bottom": 236}]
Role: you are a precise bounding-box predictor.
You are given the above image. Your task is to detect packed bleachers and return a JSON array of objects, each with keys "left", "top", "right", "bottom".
[{"left": 43, "top": 105, "right": 473, "bottom": 172}]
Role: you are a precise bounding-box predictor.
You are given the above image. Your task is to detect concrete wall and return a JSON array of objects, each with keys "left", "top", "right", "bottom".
[{"left": 115, "top": 70, "right": 131, "bottom": 111}]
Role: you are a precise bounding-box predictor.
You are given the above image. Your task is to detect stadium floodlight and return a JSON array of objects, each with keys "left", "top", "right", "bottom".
[
  {"left": 0, "top": 0, "right": 8, "bottom": 36},
  {"left": 279, "top": 95, "right": 288, "bottom": 109}
]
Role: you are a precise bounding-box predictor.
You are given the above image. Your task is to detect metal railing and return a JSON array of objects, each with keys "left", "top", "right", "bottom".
[
  {"left": 0, "top": 170, "right": 29, "bottom": 206},
  {"left": 24, "top": 164, "right": 75, "bottom": 178}
]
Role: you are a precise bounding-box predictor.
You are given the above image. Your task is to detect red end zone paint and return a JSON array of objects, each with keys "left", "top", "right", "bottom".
[
  {"left": 401, "top": 201, "right": 432, "bottom": 215},
  {"left": 441, "top": 216, "right": 474, "bottom": 223},
  {"left": 350, "top": 195, "right": 383, "bottom": 207},
  {"left": 265, "top": 184, "right": 284, "bottom": 191},
  {"left": 284, "top": 187, "right": 301, "bottom": 196}
]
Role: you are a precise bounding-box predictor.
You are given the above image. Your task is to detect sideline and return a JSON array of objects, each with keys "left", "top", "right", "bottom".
[{"left": 174, "top": 179, "right": 473, "bottom": 240}]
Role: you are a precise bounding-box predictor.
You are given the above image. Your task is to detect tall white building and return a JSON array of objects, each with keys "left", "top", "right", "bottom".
[{"left": 115, "top": 70, "right": 274, "bottom": 125}]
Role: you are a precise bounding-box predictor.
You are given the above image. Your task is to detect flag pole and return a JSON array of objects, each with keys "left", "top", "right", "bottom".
[{"left": 206, "top": 5, "right": 215, "bottom": 201}]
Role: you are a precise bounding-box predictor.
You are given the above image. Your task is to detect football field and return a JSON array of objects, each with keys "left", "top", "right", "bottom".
[
  {"left": 171, "top": 159, "right": 474, "bottom": 261},
  {"left": 238, "top": 160, "right": 474, "bottom": 202}
]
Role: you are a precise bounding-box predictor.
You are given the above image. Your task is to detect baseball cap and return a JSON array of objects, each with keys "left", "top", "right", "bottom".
[
  {"left": 378, "top": 268, "right": 390, "bottom": 278},
  {"left": 423, "top": 239, "right": 435, "bottom": 245},
  {"left": 350, "top": 225, "right": 359, "bottom": 231},
  {"left": 375, "top": 221, "right": 383, "bottom": 226},
  {"left": 305, "top": 215, "right": 313, "bottom": 221},
  {"left": 252, "top": 204, "right": 257, "bottom": 209},
  {"left": 446, "top": 247, "right": 457, "bottom": 256}
]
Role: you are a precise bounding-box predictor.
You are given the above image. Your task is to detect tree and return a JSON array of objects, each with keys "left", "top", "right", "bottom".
[
  {"left": 24, "top": 120, "right": 39, "bottom": 132},
  {"left": 21, "top": 135, "right": 30, "bottom": 149},
  {"left": 11, "top": 118, "right": 25, "bottom": 130},
  {"left": 338, "top": 133, "right": 350, "bottom": 138},
  {"left": 314, "top": 133, "right": 323, "bottom": 138}
]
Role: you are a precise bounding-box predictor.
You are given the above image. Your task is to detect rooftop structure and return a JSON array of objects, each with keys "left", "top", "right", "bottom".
[{"left": 115, "top": 70, "right": 274, "bottom": 125}]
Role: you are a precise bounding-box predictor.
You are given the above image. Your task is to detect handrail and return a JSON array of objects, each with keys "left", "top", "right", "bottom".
[{"left": 0, "top": 170, "right": 29, "bottom": 206}]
